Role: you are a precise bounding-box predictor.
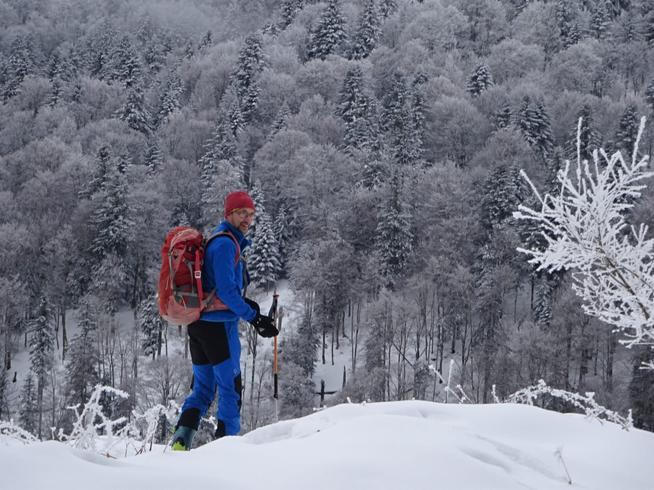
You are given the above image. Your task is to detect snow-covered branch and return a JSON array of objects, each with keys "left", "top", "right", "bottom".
[
  {"left": 0, "top": 419, "right": 39, "bottom": 445},
  {"left": 514, "top": 117, "right": 654, "bottom": 357},
  {"left": 505, "top": 379, "right": 633, "bottom": 430}
]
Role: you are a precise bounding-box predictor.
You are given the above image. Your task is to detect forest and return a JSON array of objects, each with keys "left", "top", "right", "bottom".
[{"left": 1, "top": 0, "right": 654, "bottom": 442}]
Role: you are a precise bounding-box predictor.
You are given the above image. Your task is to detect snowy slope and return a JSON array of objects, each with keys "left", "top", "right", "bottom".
[{"left": 2, "top": 401, "right": 653, "bottom": 490}]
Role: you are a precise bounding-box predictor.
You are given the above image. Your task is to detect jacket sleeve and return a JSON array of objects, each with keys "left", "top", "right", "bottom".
[{"left": 207, "top": 237, "right": 257, "bottom": 322}]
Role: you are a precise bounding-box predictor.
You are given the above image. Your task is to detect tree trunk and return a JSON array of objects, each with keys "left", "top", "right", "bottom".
[{"left": 61, "top": 306, "right": 68, "bottom": 361}]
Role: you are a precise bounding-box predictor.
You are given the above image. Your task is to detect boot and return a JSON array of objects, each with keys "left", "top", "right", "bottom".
[{"left": 171, "top": 426, "right": 196, "bottom": 451}]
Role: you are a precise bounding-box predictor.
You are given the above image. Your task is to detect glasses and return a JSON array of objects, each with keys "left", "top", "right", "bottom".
[{"left": 232, "top": 209, "right": 255, "bottom": 219}]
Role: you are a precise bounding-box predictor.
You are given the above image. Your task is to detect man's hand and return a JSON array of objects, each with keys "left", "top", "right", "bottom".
[{"left": 250, "top": 313, "right": 278, "bottom": 338}]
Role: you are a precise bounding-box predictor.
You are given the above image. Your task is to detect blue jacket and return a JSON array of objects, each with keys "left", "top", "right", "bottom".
[{"left": 200, "top": 221, "right": 257, "bottom": 323}]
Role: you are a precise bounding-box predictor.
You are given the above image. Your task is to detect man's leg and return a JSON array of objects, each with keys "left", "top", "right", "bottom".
[
  {"left": 213, "top": 320, "right": 242, "bottom": 437},
  {"left": 173, "top": 320, "right": 227, "bottom": 449}
]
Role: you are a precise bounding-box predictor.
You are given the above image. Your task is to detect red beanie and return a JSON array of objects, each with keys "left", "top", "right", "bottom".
[{"left": 224, "top": 191, "right": 255, "bottom": 218}]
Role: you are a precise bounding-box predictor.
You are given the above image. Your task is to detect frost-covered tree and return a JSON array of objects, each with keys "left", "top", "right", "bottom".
[
  {"left": 515, "top": 117, "right": 654, "bottom": 367},
  {"left": 118, "top": 86, "right": 152, "bottom": 135},
  {"left": 280, "top": 0, "right": 305, "bottom": 28},
  {"left": 614, "top": 103, "right": 639, "bottom": 157},
  {"left": 29, "top": 298, "right": 54, "bottom": 438},
  {"left": 307, "top": 0, "right": 346, "bottom": 60},
  {"left": 590, "top": 1, "right": 611, "bottom": 40},
  {"left": 248, "top": 210, "right": 281, "bottom": 290},
  {"left": 375, "top": 175, "right": 413, "bottom": 287},
  {"left": 516, "top": 96, "right": 553, "bottom": 159},
  {"left": 0, "top": 368, "right": 8, "bottom": 420},
  {"left": 555, "top": 0, "right": 580, "bottom": 49},
  {"left": 232, "top": 35, "right": 264, "bottom": 123},
  {"left": 157, "top": 71, "right": 183, "bottom": 126},
  {"left": 111, "top": 36, "right": 142, "bottom": 89},
  {"left": 144, "top": 140, "right": 163, "bottom": 175},
  {"left": 466, "top": 64, "right": 494, "bottom": 97},
  {"left": 2, "top": 36, "right": 33, "bottom": 101},
  {"left": 65, "top": 298, "right": 99, "bottom": 408},
  {"left": 350, "top": 0, "right": 381, "bottom": 60},
  {"left": 494, "top": 102, "right": 512, "bottom": 130},
  {"left": 338, "top": 66, "right": 375, "bottom": 152},
  {"left": 379, "top": 0, "right": 398, "bottom": 19},
  {"left": 19, "top": 374, "right": 38, "bottom": 435},
  {"left": 138, "top": 295, "right": 165, "bottom": 360},
  {"left": 566, "top": 104, "right": 601, "bottom": 163},
  {"left": 645, "top": 80, "right": 654, "bottom": 112}
]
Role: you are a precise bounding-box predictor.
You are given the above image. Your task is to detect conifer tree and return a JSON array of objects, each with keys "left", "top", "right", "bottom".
[
  {"left": 494, "top": 103, "right": 512, "bottom": 130},
  {"left": 119, "top": 86, "right": 152, "bottom": 135},
  {"left": 307, "top": 0, "right": 346, "bottom": 60},
  {"left": 590, "top": 1, "right": 611, "bottom": 40},
  {"left": 408, "top": 74, "right": 427, "bottom": 163},
  {"left": 198, "top": 31, "right": 213, "bottom": 52},
  {"left": 248, "top": 211, "right": 281, "bottom": 290},
  {"left": 0, "top": 368, "right": 7, "bottom": 420},
  {"left": 350, "top": 0, "right": 381, "bottom": 60},
  {"left": 614, "top": 103, "right": 639, "bottom": 156},
  {"left": 375, "top": 174, "right": 413, "bottom": 288},
  {"left": 232, "top": 35, "right": 264, "bottom": 123},
  {"left": 268, "top": 103, "right": 291, "bottom": 140},
  {"left": 144, "top": 140, "right": 163, "bottom": 175},
  {"left": 19, "top": 374, "right": 38, "bottom": 435},
  {"left": 91, "top": 156, "right": 131, "bottom": 260},
  {"left": 646, "top": 11, "right": 654, "bottom": 47},
  {"left": 466, "top": 64, "right": 494, "bottom": 97},
  {"left": 157, "top": 71, "right": 183, "bottom": 126},
  {"left": 138, "top": 295, "right": 164, "bottom": 360},
  {"left": 379, "top": 0, "right": 398, "bottom": 19},
  {"left": 111, "top": 36, "right": 142, "bottom": 89},
  {"left": 566, "top": 104, "right": 601, "bottom": 162},
  {"left": 516, "top": 97, "right": 553, "bottom": 159},
  {"left": 2, "top": 36, "right": 33, "bottom": 101},
  {"left": 81, "top": 146, "right": 112, "bottom": 199},
  {"left": 646, "top": 79, "right": 654, "bottom": 113},
  {"left": 555, "top": 0, "right": 580, "bottom": 49},
  {"left": 29, "top": 298, "right": 54, "bottom": 439},
  {"left": 280, "top": 0, "right": 305, "bottom": 29},
  {"left": 65, "top": 298, "right": 99, "bottom": 407},
  {"left": 338, "top": 66, "right": 374, "bottom": 152}
]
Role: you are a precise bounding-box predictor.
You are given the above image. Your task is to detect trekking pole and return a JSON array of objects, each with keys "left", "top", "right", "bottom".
[{"left": 269, "top": 290, "right": 279, "bottom": 421}]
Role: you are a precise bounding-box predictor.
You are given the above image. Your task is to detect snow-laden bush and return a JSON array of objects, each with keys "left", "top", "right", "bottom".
[{"left": 514, "top": 117, "right": 654, "bottom": 366}]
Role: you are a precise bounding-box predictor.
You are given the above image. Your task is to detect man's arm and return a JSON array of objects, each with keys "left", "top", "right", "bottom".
[{"left": 207, "top": 238, "right": 257, "bottom": 322}]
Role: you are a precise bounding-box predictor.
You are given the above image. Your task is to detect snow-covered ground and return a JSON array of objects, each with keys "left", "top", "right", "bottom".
[{"left": 2, "top": 400, "right": 653, "bottom": 490}]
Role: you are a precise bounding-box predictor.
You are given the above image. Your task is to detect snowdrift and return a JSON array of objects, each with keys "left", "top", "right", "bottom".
[{"left": 2, "top": 401, "right": 653, "bottom": 490}]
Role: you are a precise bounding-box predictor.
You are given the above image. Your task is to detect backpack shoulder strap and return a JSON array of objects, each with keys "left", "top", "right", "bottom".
[{"left": 205, "top": 230, "right": 241, "bottom": 266}]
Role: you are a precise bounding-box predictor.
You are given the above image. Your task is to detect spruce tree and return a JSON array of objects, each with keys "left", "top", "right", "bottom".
[
  {"left": 19, "top": 374, "right": 38, "bottom": 435},
  {"left": 566, "top": 104, "right": 601, "bottom": 162},
  {"left": 144, "top": 140, "right": 163, "bottom": 175},
  {"left": 198, "top": 31, "right": 213, "bottom": 52},
  {"left": 280, "top": 0, "right": 305, "bottom": 29},
  {"left": 375, "top": 174, "right": 413, "bottom": 288},
  {"left": 111, "top": 36, "right": 142, "bottom": 89},
  {"left": 408, "top": 74, "right": 427, "bottom": 164},
  {"left": 29, "top": 298, "right": 54, "bottom": 439},
  {"left": 614, "top": 103, "right": 639, "bottom": 156},
  {"left": 118, "top": 86, "right": 152, "bottom": 135},
  {"left": 138, "top": 295, "right": 164, "bottom": 360},
  {"left": 232, "top": 35, "right": 264, "bottom": 123},
  {"left": 350, "top": 0, "right": 381, "bottom": 60},
  {"left": 81, "top": 146, "right": 112, "bottom": 199},
  {"left": 646, "top": 79, "right": 654, "bottom": 113},
  {"left": 268, "top": 103, "right": 291, "bottom": 140},
  {"left": 248, "top": 211, "right": 281, "bottom": 290},
  {"left": 2, "top": 36, "right": 33, "bottom": 101},
  {"left": 466, "top": 64, "right": 494, "bottom": 97},
  {"left": 555, "top": 0, "right": 580, "bottom": 49},
  {"left": 91, "top": 156, "right": 131, "bottom": 260},
  {"left": 157, "top": 71, "right": 183, "bottom": 126},
  {"left": 646, "top": 10, "right": 654, "bottom": 47},
  {"left": 494, "top": 102, "right": 512, "bottom": 130},
  {"left": 629, "top": 346, "right": 654, "bottom": 430},
  {"left": 65, "top": 298, "right": 99, "bottom": 407},
  {"left": 379, "top": 0, "right": 398, "bottom": 19},
  {"left": 0, "top": 368, "right": 8, "bottom": 420},
  {"left": 307, "top": 0, "right": 346, "bottom": 60},
  {"left": 590, "top": 1, "right": 611, "bottom": 40},
  {"left": 338, "top": 66, "right": 374, "bottom": 152},
  {"left": 516, "top": 97, "right": 553, "bottom": 159}
]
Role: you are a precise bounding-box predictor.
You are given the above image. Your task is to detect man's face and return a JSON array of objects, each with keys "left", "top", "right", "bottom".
[{"left": 227, "top": 208, "right": 255, "bottom": 234}]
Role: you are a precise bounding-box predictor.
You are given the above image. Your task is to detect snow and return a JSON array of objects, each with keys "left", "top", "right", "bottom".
[{"left": 2, "top": 400, "right": 653, "bottom": 490}]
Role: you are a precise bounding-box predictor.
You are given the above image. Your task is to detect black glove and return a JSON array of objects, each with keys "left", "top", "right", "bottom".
[
  {"left": 243, "top": 297, "right": 260, "bottom": 316},
  {"left": 250, "top": 313, "right": 278, "bottom": 338}
]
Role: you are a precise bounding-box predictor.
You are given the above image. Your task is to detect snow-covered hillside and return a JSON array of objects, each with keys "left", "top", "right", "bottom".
[{"left": 2, "top": 401, "right": 653, "bottom": 490}]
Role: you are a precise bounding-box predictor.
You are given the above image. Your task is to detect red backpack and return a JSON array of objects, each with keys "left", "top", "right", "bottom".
[{"left": 157, "top": 226, "right": 240, "bottom": 325}]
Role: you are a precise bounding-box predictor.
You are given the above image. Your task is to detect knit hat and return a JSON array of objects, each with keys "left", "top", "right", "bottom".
[{"left": 224, "top": 191, "right": 255, "bottom": 218}]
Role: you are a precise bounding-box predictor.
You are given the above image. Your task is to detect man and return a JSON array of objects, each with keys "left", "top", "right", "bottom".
[{"left": 171, "top": 190, "right": 278, "bottom": 451}]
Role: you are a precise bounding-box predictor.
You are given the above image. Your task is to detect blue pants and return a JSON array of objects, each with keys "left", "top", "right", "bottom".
[{"left": 180, "top": 320, "right": 242, "bottom": 436}]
